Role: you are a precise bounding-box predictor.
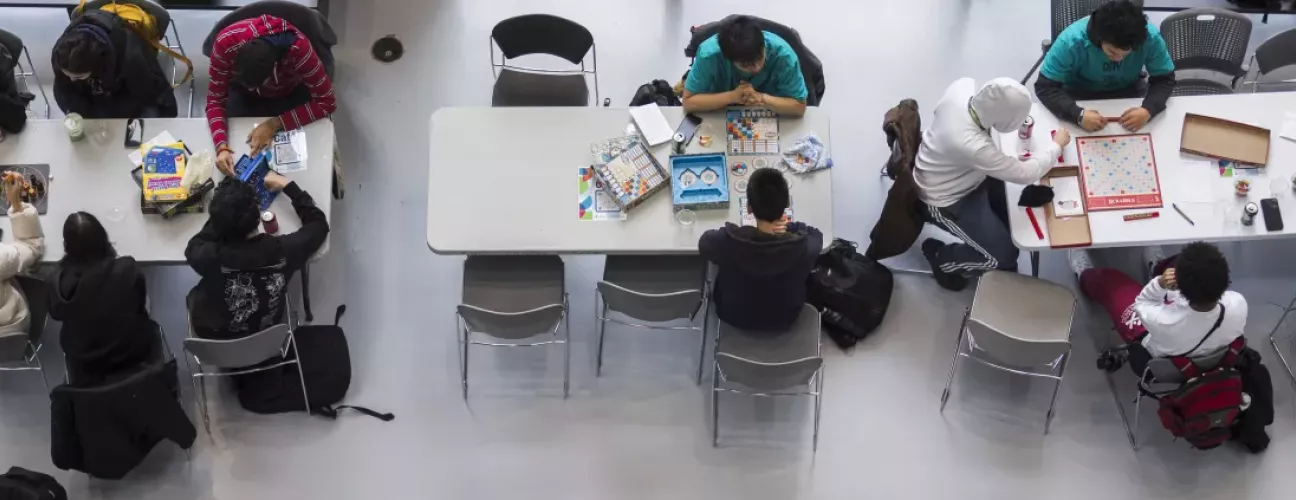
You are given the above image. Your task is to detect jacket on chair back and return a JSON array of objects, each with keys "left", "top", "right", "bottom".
[{"left": 866, "top": 99, "right": 923, "bottom": 261}]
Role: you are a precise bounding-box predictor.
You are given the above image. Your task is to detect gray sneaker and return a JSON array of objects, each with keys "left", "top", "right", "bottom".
[{"left": 1068, "top": 249, "right": 1094, "bottom": 279}]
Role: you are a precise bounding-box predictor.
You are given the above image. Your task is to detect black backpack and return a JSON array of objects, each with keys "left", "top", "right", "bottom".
[
  {"left": 235, "top": 305, "right": 392, "bottom": 422},
  {"left": 806, "top": 239, "right": 894, "bottom": 349},
  {"left": 629, "top": 80, "right": 681, "bottom": 107},
  {"left": 0, "top": 467, "right": 66, "bottom": 500}
]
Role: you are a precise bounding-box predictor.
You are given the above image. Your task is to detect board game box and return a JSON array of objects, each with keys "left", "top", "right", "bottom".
[
  {"left": 234, "top": 152, "right": 279, "bottom": 210},
  {"left": 1074, "top": 133, "right": 1163, "bottom": 211},
  {"left": 670, "top": 153, "right": 730, "bottom": 210},
  {"left": 592, "top": 141, "right": 669, "bottom": 211},
  {"left": 726, "top": 108, "right": 779, "bottom": 155}
]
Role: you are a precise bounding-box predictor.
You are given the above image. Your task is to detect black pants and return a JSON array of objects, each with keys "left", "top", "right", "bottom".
[
  {"left": 227, "top": 85, "right": 312, "bottom": 118},
  {"left": 1127, "top": 342, "right": 1153, "bottom": 377}
]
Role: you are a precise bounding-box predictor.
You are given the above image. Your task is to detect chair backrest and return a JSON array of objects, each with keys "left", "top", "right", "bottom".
[
  {"left": 491, "top": 14, "right": 593, "bottom": 65},
  {"left": 14, "top": 275, "right": 48, "bottom": 345},
  {"left": 1146, "top": 347, "right": 1230, "bottom": 384},
  {"left": 1253, "top": 28, "right": 1296, "bottom": 77},
  {"left": 0, "top": 29, "right": 22, "bottom": 66},
  {"left": 1160, "top": 8, "right": 1252, "bottom": 77},
  {"left": 716, "top": 353, "right": 822, "bottom": 392},
  {"left": 596, "top": 281, "right": 702, "bottom": 323},
  {"left": 203, "top": 0, "right": 337, "bottom": 57},
  {"left": 1050, "top": 0, "right": 1143, "bottom": 41},
  {"left": 683, "top": 15, "right": 825, "bottom": 106},
  {"left": 457, "top": 304, "right": 565, "bottom": 340},
  {"left": 966, "top": 323, "right": 1071, "bottom": 370},
  {"left": 183, "top": 323, "right": 291, "bottom": 368},
  {"left": 74, "top": 0, "right": 172, "bottom": 37}
]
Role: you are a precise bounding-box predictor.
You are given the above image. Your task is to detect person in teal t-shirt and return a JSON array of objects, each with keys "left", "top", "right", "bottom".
[
  {"left": 1035, "top": 1, "right": 1175, "bottom": 132},
  {"left": 683, "top": 16, "right": 807, "bottom": 117}
]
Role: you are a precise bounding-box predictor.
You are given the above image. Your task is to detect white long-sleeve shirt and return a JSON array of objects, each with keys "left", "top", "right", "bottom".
[
  {"left": 914, "top": 78, "right": 1060, "bottom": 208},
  {"left": 0, "top": 202, "right": 44, "bottom": 336},
  {"left": 1133, "top": 278, "right": 1247, "bottom": 358}
]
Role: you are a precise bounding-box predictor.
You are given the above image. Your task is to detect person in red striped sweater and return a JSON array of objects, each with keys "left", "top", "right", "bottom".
[{"left": 206, "top": 14, "right": 336, "bottom": 175}]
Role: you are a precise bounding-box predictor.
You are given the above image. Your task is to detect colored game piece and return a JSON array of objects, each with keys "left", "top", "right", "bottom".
[
  {"left": 700, "top": 169, "right": 718, "bottom": 185},
  {"left": 1075, "top": 134, "right": 1162, "bottom": 211},
  {"left": 730, "top": 161, "right": 748, "bottom": 176},
  {"left": 725, "top": 109, "right": 780, "bottom": 155}
]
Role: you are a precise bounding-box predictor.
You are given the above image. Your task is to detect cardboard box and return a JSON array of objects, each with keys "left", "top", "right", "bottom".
[{"left": 1180, "top": 113, "right": 1271, "bottom": 167}]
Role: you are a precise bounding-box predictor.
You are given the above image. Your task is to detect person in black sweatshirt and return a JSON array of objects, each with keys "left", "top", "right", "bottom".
[
  {"left": 52, "top": 10, "right": 177, "bottom": 118},
  {"left": 185, "top": 172, "right": 328, "bottom": 340},
  {"left": 699, "top": 168, "right": 822, "bottom": 332},
  {"left": 49, "top": 212, "right": 159, "bottom": 386}
]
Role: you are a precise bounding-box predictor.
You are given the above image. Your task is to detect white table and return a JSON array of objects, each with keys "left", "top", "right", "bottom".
[
  {"left": 426, "top": 107, "right": 834, "bottom": 254},
  {"left": 0, "top": 118, "right": 335, "bottom": 263},
  {"left": 999, "top": 94, "right": 1296, "bottom": 259}
]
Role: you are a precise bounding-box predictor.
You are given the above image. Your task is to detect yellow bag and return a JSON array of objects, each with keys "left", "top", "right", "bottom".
[{"left": 74, "top": 0, "right": 193, "bottom": 88}]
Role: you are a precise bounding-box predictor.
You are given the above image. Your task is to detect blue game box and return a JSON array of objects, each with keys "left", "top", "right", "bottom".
[{"left": 670, "top": 153, "right": 730, "bottom": 210}]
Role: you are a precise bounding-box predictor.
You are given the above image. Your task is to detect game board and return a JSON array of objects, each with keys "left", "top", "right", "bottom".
[
  {"left": 670, "top": 153, "right": 730, "bottom": 210},
  {"left": 592, "top": 141, "right": 668, "bottom": 211},
  {"left": 577, "top": 166, "right": 626, "bottom": 221},
  {"left": 726, "top": 108, "right": 779, "bottom": 155},
  {"left": 0, "top": 164, "right": 49, "bottom": 215},
  {"left": 1074, "top": 134, "right": 1163, "bottom": 211}
]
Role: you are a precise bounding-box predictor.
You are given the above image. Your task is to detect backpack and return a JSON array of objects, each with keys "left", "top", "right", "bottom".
[
  {"left": 806, "top": 238, "right": 894, "bottom": 349},
  {"left": 75, "top": 0, "right": 193, "bottom": 87},
  {"left": 629, "top": 80, "right": 681, "bottom": 107},
  {"left": 0, "top": 467, "right": 66, "bottom": 500},
  {"left": 235, "top": 305, "right": 393, "bottom": 422},
  {"left": 1145, "top": 308, "right": 1246, "bottom": 450}
]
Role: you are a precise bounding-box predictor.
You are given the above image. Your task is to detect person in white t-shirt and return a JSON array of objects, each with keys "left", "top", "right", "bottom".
[{"left": 1070, "top": 242, "right": 1246, "bottom": 375}]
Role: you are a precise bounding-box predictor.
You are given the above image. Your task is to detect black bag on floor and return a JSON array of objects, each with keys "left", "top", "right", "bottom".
[
  {"left": 629, "top": 80, "right": 681, "bottom": 107},
  {"left": 236, "top": 305, "right": 393, "bottom": 422},
  {"left": 0, "top": 467, "right": 66, "bottom": 500},
  {"left": 807, "top": 238, "right": 894, "bottom": 349}
]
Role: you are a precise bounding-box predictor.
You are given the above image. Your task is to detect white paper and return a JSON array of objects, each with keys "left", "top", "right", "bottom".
[
  {"left": 128, "top": 131, "right": 179, "bottom": 167},
  {"left": 270, "top": 129, "right": 309, "bottom": 173},
  {"left": 1050, "top": 176, "right": 1086, "bottom": 217},
  {"left": 629, "top": 103, "right": 674, "bottom": 146},
  {"left": 1281, "top": 112, "right": 1296, "bottom": 142}
]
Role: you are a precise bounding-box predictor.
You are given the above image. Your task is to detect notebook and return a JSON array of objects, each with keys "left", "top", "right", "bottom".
[{"left": 629, "top": 103, "right": 674, "bottom": 146}]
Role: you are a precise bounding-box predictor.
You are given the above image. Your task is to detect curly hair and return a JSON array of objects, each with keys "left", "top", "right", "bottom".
[
  {"left": 1175, "top": 241, "right": 1230, "bottom": 305},
  {"left": 209, "top": 178, "right": 261, "bottom": 240},
  {"left": 1087, "top": 1, "right": 1149, "bottom": 50},
  {"left": 747, "top": 167, "right": 789, "bottom": 222}
]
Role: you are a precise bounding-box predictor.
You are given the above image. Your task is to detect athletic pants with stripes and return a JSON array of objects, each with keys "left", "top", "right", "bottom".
[{"left": 921, "top": 178, "right": 1019, "bottom": 276}]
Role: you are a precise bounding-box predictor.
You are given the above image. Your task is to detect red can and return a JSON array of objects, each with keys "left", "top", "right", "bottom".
[
  {"left": 1018, "top": 115, "right": 1034, "bottom": 139},
  {"left": 261, "top": 211, "right": 279, "bottom": 234}
]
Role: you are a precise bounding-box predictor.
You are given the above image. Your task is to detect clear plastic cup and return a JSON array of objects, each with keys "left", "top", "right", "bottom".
[
  {"left": 675, "top": 209, "right": 697, "bottom": 227},
  {"left": 697, "top": 124, "right": 714, "bottom": 148},
  {"left": 1271, "top": 177, "right": 1290, "bottom": 199},
  {"left": 105, "top": 206, "right": 125, "bottom": 222}
]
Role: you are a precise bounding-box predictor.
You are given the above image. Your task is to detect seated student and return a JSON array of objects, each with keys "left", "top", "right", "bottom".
[
  {"left": 52, "top": 9, "right": 178, "bottom": 118},
  {"left": 0, "top": 175, "right": 44, "bottom": 336},
  {"left": 699, "top": 168, "right": 821, "bottom": 332},
  {"left": 49, "top": 212, "right": 159, "bottom": 386},
  {"left": 915, "top": 77, "right": 1070, "bottom": 290},
  {"left": 207, "top": 14, "right": 336, "bottom": 175},
  {"left": 185, "top": 172, "right": 328, "bottom": 340},
  {"left": 682, "top": 15, "right": 808, "bottom": 117},
  {"left": 1035, "top": 0, "right": 1175, "bottom": 132}
]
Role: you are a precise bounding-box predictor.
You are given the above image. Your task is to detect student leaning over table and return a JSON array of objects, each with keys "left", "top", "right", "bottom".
[
  {"left": 681, "top": 15, "right": 807, "bottom": 117},
  {"left": 0, "top": 175, "right": 44, "bottom": 336}
]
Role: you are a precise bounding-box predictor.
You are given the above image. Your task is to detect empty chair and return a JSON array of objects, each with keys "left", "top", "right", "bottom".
[
  {"left": 0, "top": 275, "right": 51, "bottom": 391},
  {"left": 711, "top": 304, "right": 824, "bottom": 450},
  {"left": 489, "top": 14, "right": 598, "bottom": 106},
  {"left": 458, "top": 255, "right": 570, "bottom": 398},
  {"left": 1245, "top": 28, "right": 1296, "bottom": 92},
  {"left": 595, "top": 255, "right": 708, "bottom": 381},
  {"left": 1021, "top": 0, "right": 1143, "bottom": 84},
  {"left": 1160, "top": 8, "right": 1252, "bottom": 96},
  {"left": 203, "top": 0, "right": 338, "bottom": 78},
  {"left": 940, "top": 271, "right": 1076, "bottom": 434},
  {"left": 71, "top": 0, "right": 195, "bottom": 116},
  {"left": 0, "top": 28, "right": 49, "bottom": 119},
  {"left": 684, "top": 15, "right": 826, "bottom": 106}
]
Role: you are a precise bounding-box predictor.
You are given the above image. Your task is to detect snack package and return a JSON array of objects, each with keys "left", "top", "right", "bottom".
[{"left": 143, "top": 142, "right": 188, "bottom": 202}]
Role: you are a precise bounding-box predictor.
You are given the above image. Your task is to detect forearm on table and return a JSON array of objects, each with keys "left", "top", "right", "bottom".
[
  {"left": 1035, "top": 76, "right": 1082, "bottom": 124},
  {"left": 763, "top": 95, "right": 805, "bottom": 117},
  {"left": 682, "top": 91, "right": 735, "bottom": 113},
  {"left": 1141, "top": 72, "right": 1175, "bottom": 117}
]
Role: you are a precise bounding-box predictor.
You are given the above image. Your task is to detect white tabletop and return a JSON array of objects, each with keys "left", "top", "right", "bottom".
[
  {"left": 426, "top": 107, "right": 835, "bottom": 254},
  {"left": 0, "top": 118, "right": 334, "bottom": 263},
  {"left": 998, "top": 93, "right": 1296, "bottom": 251}
]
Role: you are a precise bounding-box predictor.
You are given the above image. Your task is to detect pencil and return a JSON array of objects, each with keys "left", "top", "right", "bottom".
[
  {"left": 1171, "top": 203, "right": 1195, "bottom": 226},
  {"left": 1026, "top": 207, "right": 1044, "bottom": 240}
]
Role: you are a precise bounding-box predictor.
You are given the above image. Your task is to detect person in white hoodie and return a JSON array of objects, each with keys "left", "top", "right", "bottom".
[
  {"left": 914, "top": 77, "right": 1070, "bottom": 290},
  {"left": 0, "top": 174, "right": 45, "bottom": 336}
]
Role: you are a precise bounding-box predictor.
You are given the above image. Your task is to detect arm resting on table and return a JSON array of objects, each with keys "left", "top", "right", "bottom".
[
  {"left": 1141, "top": 72, "right": 1175, "bottom": 118},
  {"left": 1035, "top": 75, "right": 1082, "bottom": 125}
]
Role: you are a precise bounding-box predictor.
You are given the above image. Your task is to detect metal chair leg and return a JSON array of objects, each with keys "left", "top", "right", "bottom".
[
  {"left": 1267, "top": 302, "right": 1296, "bottom": 384},
  {"left": 33, "top": 354, "right": 49, "bottom": 394},
  {"left": 457, "top": 315, "right": 469, "bottom": 400},
  {"left": 1044, "top": 351, "right": 1069, "bottom": 435},
  {"left": 196, "top": 375, "right": 212, "bottom": 437},
  {"left": 695, "top": 299, "right": 709, "bottom": 385},
  {"left": 813, "top": 368, "right": 824, "bottom": 452},
  {"left": 291, "top": 338, "right": 312, "bottom": 414},
  {"left": 711, "top": 363, "right": 721, "bottom": 447},
  {"left": 594, "top": 298, "right": 607, "bottom": 377},
  {"left": 562, "top": 301, "right": 571, "bottom": 399},
  {"left": 940, "top": 310, "right": 970, "bottom": 412},
  {"left": 1132, "top": 391, "right": 1142, "bottom": 450},
  {"left": 1104, "top": 370, "right": 1137, "bottom": 448}
]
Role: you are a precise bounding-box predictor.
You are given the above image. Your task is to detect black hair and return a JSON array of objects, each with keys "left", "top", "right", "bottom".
[
  {"left": 717, "top": 15, "right": 765, "bottom": 65},
  {"left": 233, "top": 38, "right": 282, "bottom": 88},
  {"left": 1175, "top": 241, "right": 1230, "bottom": 305},
  {"left": 52, "top": 28, "right": 108, "bottom": 75},
  {"left": 61, "top": 211, "right": 115, "bottom": 266},
  {"left": 1087, "top": 0, "right": 1149, "bottom": 50},
  {"left": 747, "top": 168, "right": 789, "bottom": 222},
  {"left": 209, "top": 178, "right": 261, "bottom": 241}
]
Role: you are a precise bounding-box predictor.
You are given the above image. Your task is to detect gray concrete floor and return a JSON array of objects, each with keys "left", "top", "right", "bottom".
[{"left": 1, "top": 0, "right": 1296, "bottom": 498}]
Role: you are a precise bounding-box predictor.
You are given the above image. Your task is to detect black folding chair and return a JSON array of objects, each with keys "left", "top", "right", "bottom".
[{"left": 489, "top": 14, "right": 599, "bottom": 107}]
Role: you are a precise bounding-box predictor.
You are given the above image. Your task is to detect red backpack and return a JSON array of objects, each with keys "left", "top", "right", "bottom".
[{"left": 1147, "top": 306, "right": 1246, "bottom": 450}]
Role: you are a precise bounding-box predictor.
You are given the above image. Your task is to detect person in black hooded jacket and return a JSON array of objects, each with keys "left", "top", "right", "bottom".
[
  {"left": 699, "top": 168, "right": 822, "bottom": 332},
  {"left": 49, "top": 212, "right": 159, "bottom": 386},
  {"left": 52, "top": 10, "right": 177, "bottom": 118}
]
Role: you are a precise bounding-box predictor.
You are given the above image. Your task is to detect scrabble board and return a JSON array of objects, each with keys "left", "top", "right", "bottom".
[
  {"left": 1074, "top": 134, "right": 1163, "bottom": 211},
  {"left": 726, "top": 108, "right": 779, "bottom": 155}
]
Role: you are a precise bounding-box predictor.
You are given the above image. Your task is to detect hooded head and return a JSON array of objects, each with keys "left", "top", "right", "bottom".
[{"left": 969, "top": 77, "right": 1032, "bottom": 133}]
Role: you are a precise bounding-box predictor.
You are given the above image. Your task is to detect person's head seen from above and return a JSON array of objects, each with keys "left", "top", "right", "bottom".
[
  {"left": 232, "top": 38, "right": 283, "bottom": 89},
  {"left": 718, "top": 16, "right": 766, "bottom": 75},
  {"left": 209, "top": 178, "right": 262, "bottom": 242},
  {"left": 747, "top": 168, "right": 789, "bottom": 225},
  {"left": 1174, "top": 241, "right": 1230, "bottom": 309},
  {"left": 1087, "top": 0, "right": 1149, "bottom": 63},
  {"left": 62, "top": 211, "right": 116, "bottom": 266},
  {"left": 969, "top": 78, "right": 1032, "bottom": 134},
  {"left": 53, "top": 25, "right": 110, "bottom": 81}
]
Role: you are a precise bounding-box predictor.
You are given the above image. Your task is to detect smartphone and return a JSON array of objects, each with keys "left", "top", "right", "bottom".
[
  {"left": 675, "top": 114, "right": 702, "bottom": 146},
  {"left": 1262, "top": 198, "right": 1284, "bottom": 231}
]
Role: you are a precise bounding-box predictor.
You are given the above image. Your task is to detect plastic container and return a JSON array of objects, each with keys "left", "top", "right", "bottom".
[{"left": 64, "top": 113, "right": 85, "bottom": 141}]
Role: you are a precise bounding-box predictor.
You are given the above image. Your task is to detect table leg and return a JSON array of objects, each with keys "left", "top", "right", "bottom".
[{"left": 1031, "top": 251, "right": 1040, "bottom": 278}]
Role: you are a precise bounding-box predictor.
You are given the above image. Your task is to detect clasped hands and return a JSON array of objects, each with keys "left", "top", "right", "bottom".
[
  {"left": 732, "top": 81, "right": 766, "bottom": 107},
  {"left": 1080, "top": 107, "right": 1150, "bottom": 132}
]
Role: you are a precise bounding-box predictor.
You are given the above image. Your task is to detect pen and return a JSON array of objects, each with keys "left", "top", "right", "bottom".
[{"left": 1171, "top": 203, "right": 1195, "bottom": 226}]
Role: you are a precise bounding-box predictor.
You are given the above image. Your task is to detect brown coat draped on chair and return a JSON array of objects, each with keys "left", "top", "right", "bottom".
[{"left": 866, "top": 99, "right": 924, "bottom": 261}]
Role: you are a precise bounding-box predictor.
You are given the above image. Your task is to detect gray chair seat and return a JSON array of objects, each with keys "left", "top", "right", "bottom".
[
  {"left": 595, "top": 255, "right": 707, "bottom": 380},
  {"left": 602, "top": 255, "right": 706, "bottom": 295},
  {"left": 1172, "top": 79, "right": 1235, "bottom": 96},
  {"left": 462, "top": 255, "right": 564, "bottom": 314},
  {"left": 492, "top": 68, "right": 589, "bottom": 107},
  {"left": 969, "top": 270, "right": 1075, "bottom": 345},
  {"left": 717, "top": 306, "right": 821, "bottom": 365}
]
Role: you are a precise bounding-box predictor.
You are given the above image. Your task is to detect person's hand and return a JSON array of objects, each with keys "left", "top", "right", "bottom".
[
  {"left": 1119, "top": 107, "right": 1151, "bottom": 132},
  {"left": 247, "top": 117, "right": 283, "bottom": 155},
  {"left": 215, "top": 149, "right": 235, "bottom": 177},
  {"left": 3, "top": 174, "right": 22, "bottom": 208},
  {"left": 1080, "top": 109, "right": 1107, "bottom": 132},
  {"left": 1159, "top": 268, "right": 1177, "bottom": 290},
  {"left": 263, "top": 171, "right": 290, "bottom": 193},
  {"left": 773, "top": 215, "right": 789, "bottom": 234},
  {"left": 1052, "top": 128, "right": 1071, "bottom": 148}
]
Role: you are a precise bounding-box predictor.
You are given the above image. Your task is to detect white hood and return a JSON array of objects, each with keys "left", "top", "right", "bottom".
[{"left": 970, "top": 77, "right": 1032, "bottom": 133}]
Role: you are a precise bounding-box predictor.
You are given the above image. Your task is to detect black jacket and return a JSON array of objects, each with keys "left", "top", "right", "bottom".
[
  {"left": 1034, "top": 72, "right": 1176, "bottom": 125},
  {"left": 49, "top": 256, "right": 159, "bottom": 386},
  {"left": 699, "top": 222, "right": 822, "bottom": 332},
  {"left": 185, "top": 181, "right": 328, "bottom": 340},
  {"left": 50, "top": 360, "right": 196, "bottom": 479},
  {"left": 53, "top": 11, "right": 177, "bottom": 118}
]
